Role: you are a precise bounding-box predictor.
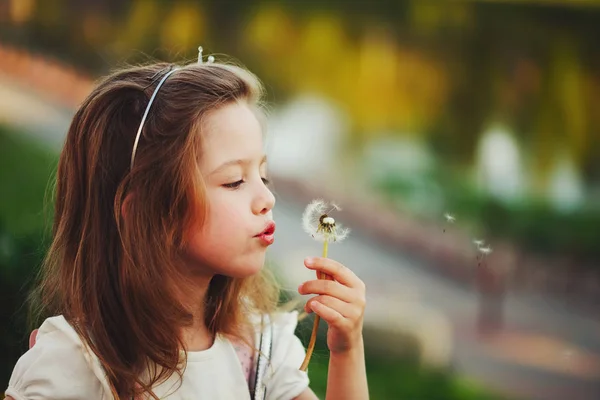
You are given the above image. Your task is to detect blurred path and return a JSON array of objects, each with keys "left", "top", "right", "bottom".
[
  {"left": 0, "top": 72, "right": 72, "bottom": 149},
  {"left": 1, "top": 73, "right": 600, "bottom": 400}
]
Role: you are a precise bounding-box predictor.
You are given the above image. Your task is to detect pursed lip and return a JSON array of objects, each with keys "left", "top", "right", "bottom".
[{"left": 254, "top": 221, "right": 276, "bottom": 237}]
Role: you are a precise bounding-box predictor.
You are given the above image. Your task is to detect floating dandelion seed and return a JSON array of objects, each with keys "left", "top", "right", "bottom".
[
  {"left": 443, "top": 213, "right": 456, "bottom": 232},
  {"left": 479, "top": 246, "right": 493, "bottom": 255},
  {"left": 300, "top": 199, "right": 349, "bottom": 372},
  {"left": 444, "top": 213, "right": 456, "bottom": 223},
  {"left": 302, "top": 199, "right": 350, "bottom": 243},
  {"left": 477, "top": 246, "right": 493, "bottom": 267},
  {"left": 473, "top": 239, "right": 485, "bottom": 247},
  {"left": 473, "top": 240, "right": 489, "bottom": 266}
]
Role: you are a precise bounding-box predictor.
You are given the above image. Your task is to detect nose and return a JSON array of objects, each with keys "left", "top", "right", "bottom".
[{"left": 252, "top": 181, "right": 275, "bottom": 215}]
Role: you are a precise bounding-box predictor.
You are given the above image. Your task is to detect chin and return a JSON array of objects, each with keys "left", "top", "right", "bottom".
[
  {"left": 220, "top": 254, "right": 266, "bottom": 279},
  {"left": 226, "top": 264, "right": 264, "bottom": 279}
]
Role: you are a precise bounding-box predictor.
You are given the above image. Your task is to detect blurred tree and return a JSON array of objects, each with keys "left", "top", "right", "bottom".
[
  {"left": 160, "top": 2, "right": 205, "bottom": 55},
  {"left": 114, "top": 0, "right": 161, "bottom": 56},
  {"left": 1, "top": 0, "right": 599, "bottom": 188}
]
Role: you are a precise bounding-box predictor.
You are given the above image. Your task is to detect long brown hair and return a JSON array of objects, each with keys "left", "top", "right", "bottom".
[{"left": 29, "top": 61, "right": 280, "bottom": 398}]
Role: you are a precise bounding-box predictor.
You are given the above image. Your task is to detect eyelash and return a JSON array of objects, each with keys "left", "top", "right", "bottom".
[{"left": 223, "top": 178, "right": 270, "bottom": 189}]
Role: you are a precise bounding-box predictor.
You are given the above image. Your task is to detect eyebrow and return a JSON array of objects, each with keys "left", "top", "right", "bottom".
[{"left": 210, "top": 155, "right": 267, "bottom": 175}]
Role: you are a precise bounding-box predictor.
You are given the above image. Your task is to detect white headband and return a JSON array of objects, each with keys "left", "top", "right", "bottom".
[
  {"left": 130, "top": 46, "right": 214, "bottom": 170},
  {"left": 130, "top": 67, "right": 180, "bottom": 170}
]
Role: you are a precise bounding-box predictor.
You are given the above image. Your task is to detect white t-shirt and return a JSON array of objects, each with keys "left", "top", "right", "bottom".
[{"left": 6, "top": 312, "right": 309, "bottom": 400}]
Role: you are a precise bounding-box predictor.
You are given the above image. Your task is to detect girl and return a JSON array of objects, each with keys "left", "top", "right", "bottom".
[{"left": 5, "top": 50, "right": 368, "bottom": 399}]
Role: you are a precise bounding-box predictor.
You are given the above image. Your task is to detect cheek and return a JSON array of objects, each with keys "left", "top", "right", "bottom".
[
  {"left": 184, "top": 193, "right": 249, "bottom": 267},
  {"left": 203, "top": 195, "right": 246, "bottom": 239}
]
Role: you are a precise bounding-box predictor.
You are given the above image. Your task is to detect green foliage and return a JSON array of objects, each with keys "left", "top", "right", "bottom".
[
  {"left": 0, "top": 126, "right": 57, "bottom": 390},
  {"left": 0, "top": 128, "right": 56, "bottom": 238},
  {"left": 0, "top": 226, "right": 44, "bottom": 390}
]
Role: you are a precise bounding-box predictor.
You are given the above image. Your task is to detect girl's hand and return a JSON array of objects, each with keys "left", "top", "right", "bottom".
[{"left": 298, "top": 257, "right": 366, "bottom": 354}]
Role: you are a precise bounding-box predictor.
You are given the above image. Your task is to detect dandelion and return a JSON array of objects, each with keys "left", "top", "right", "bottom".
[
  {"left": 299, "top": 199, "right": 349, "bottom": 371},
  {"left": 302, "top": 199, "right": 350, "bottom": 243}
]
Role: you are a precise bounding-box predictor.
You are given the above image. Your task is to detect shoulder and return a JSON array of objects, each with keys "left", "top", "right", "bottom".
[
  {"left": 5, "top": 316, "right": 111, "bottom": 400},
  {"left": 250, "top": 310, "right": 301, "bottom": 345},
  {"left": 260, "top": 311, "right": 310, "bottom": 400},
  {"left": 268, "top": 311, "right": 306, "bottom": 363}
]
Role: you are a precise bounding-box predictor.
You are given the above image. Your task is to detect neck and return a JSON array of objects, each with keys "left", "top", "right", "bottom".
[{"left": 177, "top": 274, "right": 215, "bottom": 352}]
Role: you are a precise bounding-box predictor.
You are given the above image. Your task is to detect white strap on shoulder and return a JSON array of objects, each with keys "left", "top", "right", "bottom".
[{"left": 253, "top": 314, "right": 273, "bottom": 400}]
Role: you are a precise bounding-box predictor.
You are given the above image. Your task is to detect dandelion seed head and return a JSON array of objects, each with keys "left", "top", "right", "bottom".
[
  {"left": 322, "top": 216, "right": 335, "bottom": 225},
  {"left": 473, "top": 239, "right": 485, "bottom": 247},
  {"left": 302, "top": 199, "right": 326, "bottom": 235},
  {"left": 302, "top": 199, "right": 350, "bottom": 243}
]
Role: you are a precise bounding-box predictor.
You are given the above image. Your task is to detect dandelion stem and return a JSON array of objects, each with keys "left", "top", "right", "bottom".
[
  {"left": 319, "top": 241, "right": 329, "bottom": 279},
  {"left": 300, "top": 241, "right": 329, "bottom": 371}
]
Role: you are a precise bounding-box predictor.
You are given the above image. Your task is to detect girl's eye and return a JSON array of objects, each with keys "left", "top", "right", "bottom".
[
  {"left": 262, "top": 177, "right": 270, "bottom": 186},
  {"left": 223, "top": 180, "right": 244, "bottom": 189}
]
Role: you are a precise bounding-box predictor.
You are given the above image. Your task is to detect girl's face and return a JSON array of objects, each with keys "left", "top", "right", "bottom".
[{"left": 185, "top": 101, "right": 276, "bottom": 278}]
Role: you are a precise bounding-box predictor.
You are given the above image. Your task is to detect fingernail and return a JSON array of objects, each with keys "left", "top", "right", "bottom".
[
  {"left": 297, "top": 283, "right": 304, "bottom": 293},
  {"left": 305, "top": 257, "right": 314, "bottom": 266}
]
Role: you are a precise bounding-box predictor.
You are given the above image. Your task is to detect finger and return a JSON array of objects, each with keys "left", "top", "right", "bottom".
[
  {"left": 299, "top": 279, "right": 354, "bottom": 303},
  {"left": 310, "top": 301, "right": 344, "bottom": 326},
  {"left": 305, "top": 295, "right": 357, "bottom": 318},
  {"left": 304, "top": 257, "right": 361, "bottom": 288}
]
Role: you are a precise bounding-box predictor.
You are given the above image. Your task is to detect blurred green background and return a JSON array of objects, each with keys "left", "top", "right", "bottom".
[{"left": 1, "top": 1, "right": 599, "bottom": 399}]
